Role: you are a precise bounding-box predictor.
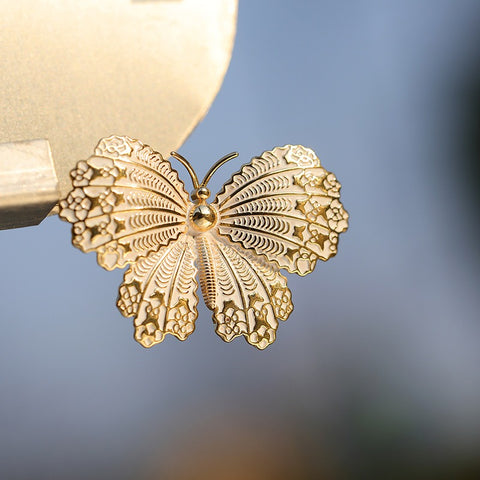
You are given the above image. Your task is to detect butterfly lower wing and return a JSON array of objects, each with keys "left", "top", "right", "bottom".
[
  {"left": 117, "top": 234, "right": 199, "bottom": 348},
  {"left": 213, "top": 145, "right": 349, "bottom": 275},
  {"left": 196, "top": 234, "right": 293, "bottom": 350},
  {"left": 59, "top": 135, "right": 189, "bottom": 270}
]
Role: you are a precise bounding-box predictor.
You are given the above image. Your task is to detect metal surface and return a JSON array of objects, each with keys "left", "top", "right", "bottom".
[
  {"left": 0, "top": 140, "right": 58, "bottom": 230},
  {"left": 59, "top": 136, "right": 349, "bottom": 349},
  {"left": 0, "top": 0, "right": 238, "bottom": 210}
]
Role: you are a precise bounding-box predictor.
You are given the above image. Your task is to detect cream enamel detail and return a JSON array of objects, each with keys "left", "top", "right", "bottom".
[{"left": 60, "top": 136, "right": 349, "bottom": 349}]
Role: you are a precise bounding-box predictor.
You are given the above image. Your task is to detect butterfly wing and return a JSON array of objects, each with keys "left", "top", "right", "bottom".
[
  {"left": 213, "top": 145, "right": 349, "bottom": 275},
  {"left": 117, "top": 234, "right": 198, "bottom": 347},
  {"left": 59, "top": 135, "right": 189, "bottom": 270},
  {"left": 196, "top": 233, "right": 293, "bottom": 350}
]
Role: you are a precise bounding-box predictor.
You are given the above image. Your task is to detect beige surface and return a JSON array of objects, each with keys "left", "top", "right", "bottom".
[
  {"left": 0, "top": 0, "right": 237, "bottom": 199},
  {"left": 0, "top": 139, "right": 59, "bottom": 229}
]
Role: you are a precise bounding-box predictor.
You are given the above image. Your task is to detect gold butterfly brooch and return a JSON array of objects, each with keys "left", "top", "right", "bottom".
[{"left": 59, "top": 136, "right": 349, "bottom": 349}]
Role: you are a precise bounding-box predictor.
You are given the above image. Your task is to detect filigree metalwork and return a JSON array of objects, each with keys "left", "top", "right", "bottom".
[
  {"left": 60, "top": 136, "right": 349, "bottom": 349},
  {"left": 214, "top": 145, "right": 348, "bottom": 275}
]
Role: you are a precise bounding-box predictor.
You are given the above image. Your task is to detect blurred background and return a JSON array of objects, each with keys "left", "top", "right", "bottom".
[{"left": 1, "top": 1, "right": 480, "bottom": 479}]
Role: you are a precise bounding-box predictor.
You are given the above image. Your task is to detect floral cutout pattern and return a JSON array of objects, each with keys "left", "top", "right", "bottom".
[{"left": 214, "top": 145, "right": 349, "bottom": 275}]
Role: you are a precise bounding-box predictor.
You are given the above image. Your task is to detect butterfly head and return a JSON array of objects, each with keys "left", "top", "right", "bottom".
[
  {"left": 189, "top": 186, "right": 217, "bottom": 231},
  {"left": 190, "top": 186, "right": 211, "bottom": 203},
  {"left": 170, "top": 150, "right": 240, "bottom": 232}
]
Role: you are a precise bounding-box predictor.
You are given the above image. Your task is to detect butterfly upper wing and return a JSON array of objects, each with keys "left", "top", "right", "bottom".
[
  {"left": 59, "top": 135, "right": 189, "bottom": 270},
  {"left": 213, "top": 145, "right": 349, "bottom": 275},
  {"left": 117, "top": 234, "right": 199, "bottom": 347},
  {"left": 196, "top": 233, "right": 293, "bottom": 350}
]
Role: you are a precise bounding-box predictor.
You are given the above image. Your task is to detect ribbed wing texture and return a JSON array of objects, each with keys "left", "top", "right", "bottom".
[
  {"left": 117, "top": 234, "right": 198, "bottom": 348},
  {"left": 59, "top": 135, "right": 189, "bottom": 270},
  {"left": 213, "top": 145, "right": 349, "bottom": 275},
  {"left": 196, "top": 233, "right": 293, "bottom": 350}
]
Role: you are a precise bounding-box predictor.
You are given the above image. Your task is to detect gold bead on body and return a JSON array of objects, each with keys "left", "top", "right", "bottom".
[{"left": 190, "top": 204, "right": 217, "bottom": 231}]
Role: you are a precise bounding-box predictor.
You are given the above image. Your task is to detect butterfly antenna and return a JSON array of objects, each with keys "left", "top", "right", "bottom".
[
  {"left": 170, "top": 151, "right": 200, "bottom": 189},
  {"left": 200, "top": 152, "right": 239, "bottom": 188}
]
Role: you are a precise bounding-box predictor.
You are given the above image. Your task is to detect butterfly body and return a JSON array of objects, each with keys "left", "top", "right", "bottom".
[{"left": 60, "top": 136, "right": 349, "bottom": 349}]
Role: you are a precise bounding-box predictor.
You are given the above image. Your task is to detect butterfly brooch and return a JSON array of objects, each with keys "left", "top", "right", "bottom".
[{"left": 59, "top": 136, "right": 349, "bottom": 349}]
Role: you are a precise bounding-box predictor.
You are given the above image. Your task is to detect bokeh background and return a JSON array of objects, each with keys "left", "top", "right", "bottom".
[{"left": 1, "top": 1, "right": 480, "bottom": 479}]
